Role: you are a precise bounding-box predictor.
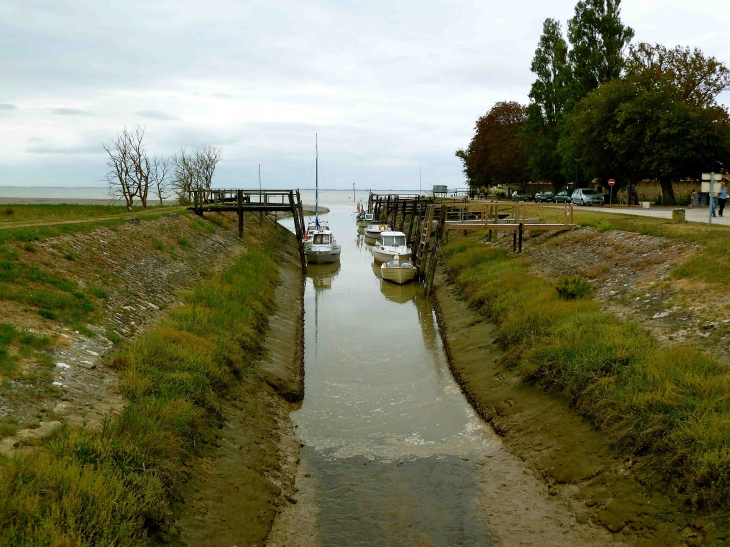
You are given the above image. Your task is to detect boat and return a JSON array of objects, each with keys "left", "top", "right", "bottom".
[
  {"left": 357, "top": 212, "right": 373, "bottom": 228},
  {"left": 303, "top": 219, "right": 329, "bottom": 249},
  {"left": 305, "top": 135, "right": 341, "bottom": 265},
  {"left": 380, "top": 254, "right": 417, "bottom": 285},
  {"left": 372, "top": 231, "right": 411, "bottom": 263},
  {"left": 364, "top": 220, "right": 390, "bottom": 239},
  {"left": 306, "top": 229, "right": 341, "bottom": 264}
]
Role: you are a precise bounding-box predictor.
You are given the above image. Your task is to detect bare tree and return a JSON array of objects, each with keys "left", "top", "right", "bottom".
[
  {"left": 150, "top": 155, "right": 172, "bottom": 205},
  {"left": 125, "top": 126, "right": 151, "bottom": 207},
  {"left": 172, "top": 148, "right": 199, "bottom": 204},
  {"left": 172, "top": 145, "right": 222, "bottom": 204},
  {"left": 103, "top": 129, "right": 135, "bottom": 210},
  {"left": 196, "top": 145, "right": 222, "bottom": 192}
]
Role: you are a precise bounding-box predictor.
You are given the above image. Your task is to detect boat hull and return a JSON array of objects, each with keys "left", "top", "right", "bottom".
[
  {"left": 372, "top": 247, "right": 412, "bottom": 263},
  {"left": 381, "top": 266, "right": 417, "bottom": 284},
  {"left": 365, "top": 229, "right": 383, "bottom": 239},
  {"left": 306, "top": 247, "right": 341, "bottom": 264}
]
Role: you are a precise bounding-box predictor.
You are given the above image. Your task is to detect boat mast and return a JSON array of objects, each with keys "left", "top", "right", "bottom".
[{"left": 315, "top": 134, "right": 319, "bottom": 228}]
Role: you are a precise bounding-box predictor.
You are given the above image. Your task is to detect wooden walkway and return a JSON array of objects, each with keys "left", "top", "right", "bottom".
[
  {"left": 189, "top": 189, "right": 307, "bottom": 272},
  {"left": 366, "top": 194, "right": 576, "bottom": 295}
]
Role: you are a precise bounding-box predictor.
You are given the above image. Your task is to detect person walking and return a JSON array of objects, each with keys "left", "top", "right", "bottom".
[
  {"left": 690, "top": 189, "right": 696, "bottom": 208},
  {"left": 719, "top": 183, "right": 727, "bottom": 217}
]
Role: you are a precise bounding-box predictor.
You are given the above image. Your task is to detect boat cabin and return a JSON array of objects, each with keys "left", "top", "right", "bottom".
[
  {"left": 364, "top": 213, "right": 374, "bottom": 221},
  {"left": 312, "top": 232, "right": 332, "bottom": 245},
  {"left": 380, "top": 232, "right": 407, "bottom": 247}
]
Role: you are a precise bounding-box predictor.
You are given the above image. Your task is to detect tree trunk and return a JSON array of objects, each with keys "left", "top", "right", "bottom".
[{"left": 659, "top": 177, "right": 676, "bottom": 205}]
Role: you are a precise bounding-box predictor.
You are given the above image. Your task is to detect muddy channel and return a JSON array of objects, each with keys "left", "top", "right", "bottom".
[{"left": 271, "top": 210, "right": 619, "bottom": 547}]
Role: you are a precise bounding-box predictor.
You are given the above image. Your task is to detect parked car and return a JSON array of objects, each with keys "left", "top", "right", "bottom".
[
  {"left": 535, "top": 191, "right": 556, "bottom": 203},
  {"left": 555, "top": 190, "right": 572, "bottom": 203},
  {"left": 571, "top": 188, "right": 605, "bottom": 206},
  {"left": 511, "top": 190, "right": 534, "bottom": 202}
]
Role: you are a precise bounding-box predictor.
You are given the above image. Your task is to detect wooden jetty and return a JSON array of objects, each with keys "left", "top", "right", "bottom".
[
  {"left": 369, "top": 194, "right": 576, "bottom": 295},
  {"left": 189, "top": 189, "right": 307, "bottom": 272}
]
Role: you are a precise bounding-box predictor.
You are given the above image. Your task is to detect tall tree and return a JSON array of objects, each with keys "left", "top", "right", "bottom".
[
  {"left": 565, "top": 44, "right": 730, "bottom": 204},
  {"left": 567, "top": 0, "right": 634, "bottom": 100},
  {"left": 520, "top": 18, "right": 570, "bottom": 188},
  {"left": 456, "top": 102, "right": 529, "bottom": 189}
]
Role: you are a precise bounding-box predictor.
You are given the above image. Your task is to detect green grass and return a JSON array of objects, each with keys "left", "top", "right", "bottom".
[
  {"left": 444, "top": 236, "right": 730, "bottom": 510},
  {"left": 0, "top": 204, "right": 146, "bottom": 224},
  {"left": 0, "top": 323, "right": 53, "bottom": 380},
  {"left": 0, "top": 227, "right": 281, "bottom": 545}
]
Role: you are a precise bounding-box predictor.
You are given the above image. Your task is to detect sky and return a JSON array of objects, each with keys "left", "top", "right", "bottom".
[{"left": 1, "top": 0, "right": 729, "bottom": 191}]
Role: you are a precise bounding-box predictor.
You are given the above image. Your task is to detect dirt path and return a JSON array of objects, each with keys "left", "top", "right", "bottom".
[{"left": 432, "top": 272, "right": 701, "bottom": 546}]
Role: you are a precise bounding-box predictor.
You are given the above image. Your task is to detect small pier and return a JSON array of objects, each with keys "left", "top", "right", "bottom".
[
  {"left": 367, "top": 193, "right": 576, "bottom": 295},
  {"left": 190, "top": 189, "right": 307, "bottom": 272}
]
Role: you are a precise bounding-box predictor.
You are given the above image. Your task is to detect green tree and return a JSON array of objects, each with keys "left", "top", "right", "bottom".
[
  {"left": 456, "top": 102, "right": 529, "bottom": 189},
  {"left": 520, "top": 19, "right": 570, "bottom": 188},
  {"left": 567, "top": 0, "right": 635, "bottom": 100},
  {"left": 565, "top": 43, "right": 730, "bottom": 204}
]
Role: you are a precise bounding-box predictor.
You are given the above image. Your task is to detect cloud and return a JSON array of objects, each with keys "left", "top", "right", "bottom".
[
  {"left": 0, "top": 104, "right": 16, "bottom": 110},
  {"left": 27, "top": 137, "right": 45, "bottom": 143},
  {"left": 137, "top": 110, "right": 181, "bottom": 121},
  {"left": 53, "top": 108, "right": 92, "bottom": 116}
]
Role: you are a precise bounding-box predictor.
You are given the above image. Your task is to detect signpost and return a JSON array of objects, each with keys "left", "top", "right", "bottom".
[
  {"left": 608, "top": 179, "right": 615, "bottom": 205},
  {"left": 703, "top": 173, "right": 715, "bottom": 225}
]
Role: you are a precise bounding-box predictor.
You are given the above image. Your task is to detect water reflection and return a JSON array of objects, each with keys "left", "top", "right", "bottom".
[
  {"left": 379, "top": 278, "right": 418, "bottom": 304},
  {"left": 306, "top": 262, "right": 340, "bottom": 291}
]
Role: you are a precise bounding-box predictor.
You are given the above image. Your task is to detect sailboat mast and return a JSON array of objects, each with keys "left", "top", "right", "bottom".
[{"left": 315, "top": 134, "right": 319, "bottom": 226}]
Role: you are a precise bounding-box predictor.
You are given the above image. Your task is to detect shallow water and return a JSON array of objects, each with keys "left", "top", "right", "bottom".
[{"left": 284, "top": 207, "right": 499, "bottom": 546}]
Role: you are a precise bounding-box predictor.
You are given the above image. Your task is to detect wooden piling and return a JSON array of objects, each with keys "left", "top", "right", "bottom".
[{"left": 237, "top": 190, "right": 244, "bottom": 238}]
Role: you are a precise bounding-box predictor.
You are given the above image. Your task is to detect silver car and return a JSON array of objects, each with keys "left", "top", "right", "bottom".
[{"left": 572, "top": 188, "right": 605, "bottom": 206}]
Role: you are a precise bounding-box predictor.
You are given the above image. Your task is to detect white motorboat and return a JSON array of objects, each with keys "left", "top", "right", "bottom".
[
  {"left": 381, "top": 254, "right": 417, "bottom": 285},
  {"left": 364, "top": 220, "right": 390, "bottom": 239},
  {"left": 306, "top": 229, "right": 341, "bottom": 264},
  {"left": 304, "top": 135, "right": 340, "bottom": 265},
  {"left": 303, "top": 219, "right": 329, "bottom": 249},
  {"left": 372, "top": 231, "right": 411, "bottom": 263}
]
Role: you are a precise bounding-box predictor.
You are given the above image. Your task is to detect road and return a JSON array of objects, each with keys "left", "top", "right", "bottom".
[{"left": 582, "top": 204, "right": 730, "bottom": 225}]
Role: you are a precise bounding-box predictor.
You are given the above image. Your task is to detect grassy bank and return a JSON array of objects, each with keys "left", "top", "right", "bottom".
[
  {"left": 0, "top": 226, "right": 282, "bottom": 545},
  {"left": 443, "top": 237, "right": 730, "bottom": 510}
]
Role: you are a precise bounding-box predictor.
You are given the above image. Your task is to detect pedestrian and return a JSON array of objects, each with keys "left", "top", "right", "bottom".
[
  {"left": 690, "top": 189, "right": 696, "bottom": 208},
  {"left": 719, "top": 182, "right": 727, "bottom": 217}
]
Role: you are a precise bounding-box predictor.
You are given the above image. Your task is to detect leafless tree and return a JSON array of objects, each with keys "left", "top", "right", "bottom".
[
  {"left": 196, "top": 145, "right": 223, "bottom": 192},
  {"left": 172, "top": 145, "right": 223, "bottom": 204},
  {"left": 103, "top": 129, "right": 135, "bottom": 210},
  {"left": 125, "top": 126, "right": 151, "bottom": 207},
  {"left": 150, "top": 155, "right": 172, "bottom": 205}
]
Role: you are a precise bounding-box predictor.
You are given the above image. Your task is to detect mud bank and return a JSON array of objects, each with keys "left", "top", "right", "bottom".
[
  {"left": 433, "top": 271, "right": 712, "bottom": 547},
  {"left": 167, "top": 225, "right": 305, "bottom": 546}
]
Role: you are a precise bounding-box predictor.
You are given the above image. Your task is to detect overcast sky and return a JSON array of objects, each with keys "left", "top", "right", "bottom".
[{"left": 1, "top": 0, "right": 729, "bottom": 190}]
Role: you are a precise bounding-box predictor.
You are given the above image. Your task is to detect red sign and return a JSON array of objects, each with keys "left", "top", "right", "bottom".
[{"left": 608, "top": 179, "right": 616, "bottom": 186}]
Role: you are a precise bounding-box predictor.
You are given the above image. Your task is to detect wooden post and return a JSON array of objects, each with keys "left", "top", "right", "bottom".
[
  {"left": 518, "top": 222, "right": 523, "bottom": 252},
  {"left": 513, "top": 230, "right": 517, "bottom": 252},
  {"left": 425, "top": 205, "right": 447, "bottom": 296},
  {"left": 289, "top": 191, "right": 306, "bottom": 273},
  {"left": 392, "top": 196, "right": 399, "bottom": 229},
  {"left": 237, "top": 190, "right": 244, "bottom": 239}
]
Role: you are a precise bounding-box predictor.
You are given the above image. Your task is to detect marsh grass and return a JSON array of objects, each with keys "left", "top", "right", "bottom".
[
  {"left": 444, "top": 237, "right": 730, "bottom": 509},
  {"left": 0, "top": 204, "right": 139, "bottom": 224},
  {"left": 0, "top": 226, "right": 282, "bottom": 545}
]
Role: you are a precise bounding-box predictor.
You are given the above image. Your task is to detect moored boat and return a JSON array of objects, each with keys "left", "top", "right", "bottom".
[
  {"left": 372, "top": 231, "right": 411, "bottom": 263},
  {"left": 357, "top": 212, "right": 374, "bottom": 228},
  {"left": 380, "top": 254, "right": 417, "bottom": 285},
  {"left": 364, "top": 220, "right": 390, "bottom": 239},
  {"left": 306, "top": 230, "right": 342, "bottom": 264}
]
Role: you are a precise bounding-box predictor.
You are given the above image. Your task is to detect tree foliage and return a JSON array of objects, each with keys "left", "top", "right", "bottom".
[
  {"left": 456, "top": 102, "right": 529, "bottom": 188},
  {"left": 565, "top": 45, "right": 730, "bottom": 203},
  {"left": 566, "top": 0, "right": 634, "bottom": 100}
]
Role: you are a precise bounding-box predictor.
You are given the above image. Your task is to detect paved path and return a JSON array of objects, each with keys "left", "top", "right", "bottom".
[{"left": 584, "top": 205, "right": 730, "bottom": 226}]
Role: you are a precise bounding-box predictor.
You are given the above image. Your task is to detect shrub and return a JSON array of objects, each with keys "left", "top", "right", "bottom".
[{"left": 555, "top": 276, "right": 593, "bottom": 300}]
